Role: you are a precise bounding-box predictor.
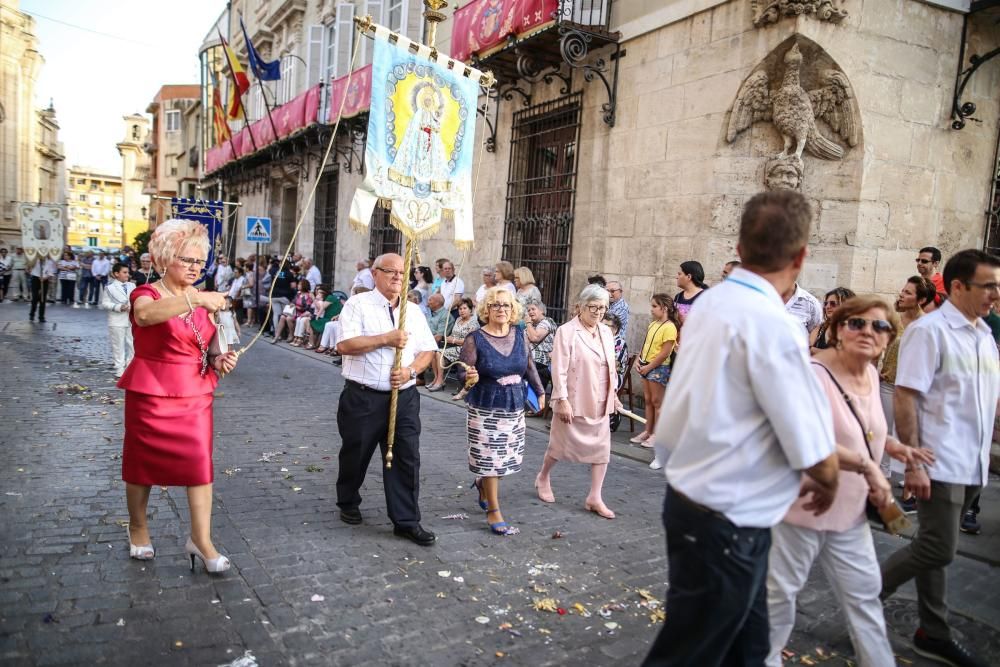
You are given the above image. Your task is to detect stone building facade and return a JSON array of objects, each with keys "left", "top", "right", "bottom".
[
  {"left": 200, "top": 0, "right": 1000, "bottom": 347},
  {"left": 116, "top": 114, "right": 152, "bottom": 249},
  {"left": 0, "top": 0, "right": 65, "bottom": 250},
  {"left": 65, "top": 167, "right": 124, "bottom": 250},
  {"left": 144, "top": 85, "right": 203, "bottom": 226}
]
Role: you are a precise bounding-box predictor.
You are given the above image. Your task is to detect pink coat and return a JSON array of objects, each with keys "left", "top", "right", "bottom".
[{"left": 550, "top": 317, "right": 618, "bottom": 418}]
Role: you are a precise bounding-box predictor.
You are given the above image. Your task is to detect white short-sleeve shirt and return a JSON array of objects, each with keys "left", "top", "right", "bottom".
[
  {"left": 339, "top": 289, "right": 438, "bottom": 391},
  {"left": 895, "top": 300, "right": 1000, "bottom": 487},
  {"left": 784, "top": 284, "right": 823, "bottom": 333},
  {"left": 655, "top": 268, "right": 836, "bottom": 528},
  {"left": 439, "top": 276, "right": 465, "bottom": 310}
]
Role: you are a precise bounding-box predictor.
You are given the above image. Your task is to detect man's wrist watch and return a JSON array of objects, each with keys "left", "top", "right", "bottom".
[{"left": 408, "top": 367, "right": 417, "bottom": 380}]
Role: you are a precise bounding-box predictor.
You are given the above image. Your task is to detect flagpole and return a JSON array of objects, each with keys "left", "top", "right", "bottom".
[
  {"left": 217, "top": 27, "right": 258, "bottom": 153},
  {"left": 257, "top": 78, "right": 281, "bottom": 146}
]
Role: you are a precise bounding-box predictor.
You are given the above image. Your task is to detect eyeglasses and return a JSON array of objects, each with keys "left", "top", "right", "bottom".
[
  {"left": 966, "top": 281, "right": 1000, "bottom": 293},
  {"left": 915, "top": 259, "right": 933, "bottom": 264},
  {"left": 375, "top": 267, "right": 405, "bottom": 278},
  {"left": 844, "top": 317, "right": 893, "bottom": 334},
  {"left": 584, "top": 304, "right": 608, "bottom": 314},
  {"left": 607, "top": 288, "right": 621, "bottom": 294},
  {"left": 177, "top": 256, "right": 207, "bottom": 268},
  {"left": 488, "top": 303, "right": 512, "bottom": 311}
]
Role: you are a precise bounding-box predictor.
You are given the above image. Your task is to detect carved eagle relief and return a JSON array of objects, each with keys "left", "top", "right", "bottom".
[{"left": 726, "top": 43, "right": 859, "bottom": 161}]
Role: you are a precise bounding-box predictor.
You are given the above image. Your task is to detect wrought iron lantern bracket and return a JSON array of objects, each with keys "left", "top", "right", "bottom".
[{"left": 951, "top": 12, "right": 1000, "bottom": 130}]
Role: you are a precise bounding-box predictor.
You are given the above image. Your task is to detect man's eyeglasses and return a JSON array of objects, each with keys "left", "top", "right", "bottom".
[
  {"left": 966, "top": 281, "right": 1000, "bottom": 294},
  {"left": 915, "top": 258, "right": 933, "bottom": 264},
  {"left": 488, "top": 303, "right": 513, "bottom": 311},
  {"left": 375, "top": 267, "right": 405, "bottom": 278},
  {"left": 844, "top": 317, "right": 893, "bottom": 334},
  {"left": 584, "top": 304, "right": 608, "bottom": 314},
  {"left": 607, "top": 288, "right": 622, "bottom": 294},
  {"left": 177, "top": 256, "right": 207, "bottom": 268}
]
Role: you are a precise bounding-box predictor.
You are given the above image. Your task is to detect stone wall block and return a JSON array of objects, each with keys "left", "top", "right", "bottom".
[
  {"left": 865, "top": 37, "right": 941, "bottom": 86},
  {"left": 880, "top": 164, "right": 935, "bottom": 208},
  {"left": 853, "top": 72, "right": 901, "bottom": 117},
  {"left": 715, "top": 157, "right": 763, "bottom": 195},
  {"left": 849, "top": 246, "right": 880, "bottom": 294},
  {"left": 636, "top": 86, "right": 685, "bottom": 128},
  {"left": 934, "top": 172, "right": 990, "bottom": 216},
  {"left": 682, "top": 69, "right": 745, "bottom": 120},
  {"left": 667, "top": 114, "right": 724, "bottom": 159},
  {"left": 678, "top": 158, "right": 717, "bottom": 195},
  {"left": 634, "top": 127, "right": 670, "bottom": 165},
  {"left": 845, "top": 200, "right": 890, "bottom": 248},
  {"left": 709, "top": 195, "right": 744, "bottom": 236},
  {"left": 655, "top": 195, "right": 710, "bottom": 237},
  {"left": 899, "top": 80, "right": 942, "bottom": 126},
  {"left": 864, "top": 113, "right": 914, "bottom": 163},
  {"left": 625, "top": 163, "right": 681, "bottom": 200},
  {"left": 656, "top": 18, "right": 693, "bottom": 58},
  {"left": 817, "top": 200, "right": 861, "bottom": 244},
  {"left": 607, "top": 200, "right": 637, "bottom": 238},
  {"left": 860, "top": 0, "right": 943, "bottom": 48},
  {"left": 874, "top": 247, "right": 923, "bottom": 293},
  {"left": 709, "top": 0, "right": 752, "bottom": 43}
]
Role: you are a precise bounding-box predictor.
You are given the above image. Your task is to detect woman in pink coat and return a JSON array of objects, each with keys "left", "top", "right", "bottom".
[{"left": 535, "top": 284, "right": 622, "bottom": 518}]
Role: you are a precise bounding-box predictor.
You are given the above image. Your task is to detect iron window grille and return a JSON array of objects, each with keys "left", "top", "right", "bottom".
[{"left": 368, "top": 203, "right": 401, "bottom": 260}]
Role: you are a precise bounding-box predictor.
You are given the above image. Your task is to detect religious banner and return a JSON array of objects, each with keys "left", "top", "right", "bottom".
[
  {"left": 349, "top": 28, "right": 478, "bottom": 246},
  {"left": 170, "top": 198, "right": 224, "bottom": 280},
  {"left": 19, "top": 203, "right": 64, "bottom": 262},
  {"left": 451, "top": 0, "right": 558, "bottom": 62}
]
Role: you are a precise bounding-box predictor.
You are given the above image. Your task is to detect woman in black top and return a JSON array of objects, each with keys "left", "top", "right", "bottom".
[
  {"left": 810, "top": 287, "right": 855, "bottom": 353},
  {"left": 674, "top": 260, "right": 707, "bottom": 323}
]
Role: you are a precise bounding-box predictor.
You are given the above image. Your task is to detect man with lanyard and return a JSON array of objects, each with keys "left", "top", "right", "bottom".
[
  {"left": 335, "top": 253, "right": 438, "bottom": 546},
  {"left": 643, "top": 190, "right": 839, "bottom": 666},
  {"left": 881, "top": 249, "right": 1000, "bottom": 667}
]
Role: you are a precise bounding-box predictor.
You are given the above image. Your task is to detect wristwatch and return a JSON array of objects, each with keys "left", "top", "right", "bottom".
[{"left": 409, "top": 367, "right": 417, "bottom": 380}]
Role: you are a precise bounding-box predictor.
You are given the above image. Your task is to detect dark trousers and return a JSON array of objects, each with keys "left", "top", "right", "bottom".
[
  {"left": 59, "top": 279, "right": 75, "bottom": 304},
  {"left": 0, "top": 274, "right": 9, "bottom": 300},
  {"left": 642, "top": 486, "right": 772, "bottom": 667},
  {"left": 29, "top": 276, "right": 48, "bottom": 320},
  {"left": 336, "top": 382, "right": 422, "bottom": 529},
  {"left": 90, "top": 276, "right": 106, "bottom": 304},
  {"left": 77, "top": 275, "right": 93, "bottom": 303}
]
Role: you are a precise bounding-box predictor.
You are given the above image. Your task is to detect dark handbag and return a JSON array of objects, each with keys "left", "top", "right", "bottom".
[{"left": 811, "top": 363, "right": 911, "bottom": 535}]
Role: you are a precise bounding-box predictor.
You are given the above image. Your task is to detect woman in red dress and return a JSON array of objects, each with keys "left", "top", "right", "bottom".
[{"left": 118, "top": 219, "right": 238, "bottom": 574}]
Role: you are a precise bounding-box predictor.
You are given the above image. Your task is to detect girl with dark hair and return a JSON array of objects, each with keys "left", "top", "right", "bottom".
[
  {"left": 631, "top": 293, "right": 680, "bottom": 452},
  {"left": 414, "top": 266, "right": 434, "bottom": 307},
  {"left": 810, "top": 287, "right": 856, "bottom": 353},
  {"left": 674, "top": 261, "right": 707, "bottom": 322}
]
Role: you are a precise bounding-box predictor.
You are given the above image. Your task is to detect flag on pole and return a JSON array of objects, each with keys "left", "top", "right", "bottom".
[
  {"left": 240, "top": 17, "right": 281, "bottom": 81},
  {"left": 210, "top": 71, "right": 232, "bottom": 145},
  {"left": 218, "top": 29, "right": 250, "bottom": 119}
]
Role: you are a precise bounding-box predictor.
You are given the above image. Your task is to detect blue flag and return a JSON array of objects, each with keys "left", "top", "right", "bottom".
[
  {"left": 170, "top": 198, "right": 224, "bottom": 285},
  {"left": 241, "top": 17, "right": 280, "bottom": 81}
]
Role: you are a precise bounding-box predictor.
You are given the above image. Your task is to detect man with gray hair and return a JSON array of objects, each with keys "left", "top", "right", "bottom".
[
  {"left": 475, "top": 266, "right": 496, "bottom": 305},
  {"left": 303, "top": 258, "right": 322, "bottom": 291},
  {"left": 352, "top": 258, "right": 374, "bottom": 291},
  {"left": 606, "top": 280, "right": 629, "bottom": 339}
]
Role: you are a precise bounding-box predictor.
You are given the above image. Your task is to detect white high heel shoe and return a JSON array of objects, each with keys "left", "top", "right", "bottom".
[
  {"left": 185, "top": 537, "right": 230, "bottom": 574},
  {"left": 127, "top": 526, "right": 155, "bottom": 560}
]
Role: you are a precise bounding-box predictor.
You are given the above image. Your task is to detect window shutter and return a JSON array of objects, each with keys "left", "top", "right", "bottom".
[
  {"left": 306, "top": 24, "right": 324, "bottom": 89},
  {"left": 335, "top": 3, "right": 355, "bottom": 78},
  {"left": 361, "top": 0, "right": 384, "bottom": 66}
]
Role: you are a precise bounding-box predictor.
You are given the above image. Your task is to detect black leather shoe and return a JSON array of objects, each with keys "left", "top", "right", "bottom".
[
  {"left": 340, "top": 508, "right": 363, "bottom": 525},
  {"left": 393, "top": 525, "right": 436, "bottom": 546}
]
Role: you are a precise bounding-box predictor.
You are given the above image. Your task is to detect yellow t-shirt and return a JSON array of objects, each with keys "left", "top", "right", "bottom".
[{"left": 641, "top": 320, "right": 678, "bottom": 366}]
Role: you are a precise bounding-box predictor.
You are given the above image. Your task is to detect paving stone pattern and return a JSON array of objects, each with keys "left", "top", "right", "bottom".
[{"left": 0, "top": 304, "right": 997, "bottom": 666}]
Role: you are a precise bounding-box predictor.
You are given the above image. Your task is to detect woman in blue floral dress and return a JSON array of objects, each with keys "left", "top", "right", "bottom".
[{"left": 460, "top": 286, "right": 545, "bottom": 535}]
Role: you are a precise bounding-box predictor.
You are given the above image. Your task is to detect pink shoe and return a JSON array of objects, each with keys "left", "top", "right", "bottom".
[{"left": 629, "top": 431, "right": 651, "bottom": 444}]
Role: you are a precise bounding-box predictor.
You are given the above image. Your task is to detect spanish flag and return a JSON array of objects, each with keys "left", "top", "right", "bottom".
[{"left": 218, "top": 29, "right": 250, "bottom": 120}]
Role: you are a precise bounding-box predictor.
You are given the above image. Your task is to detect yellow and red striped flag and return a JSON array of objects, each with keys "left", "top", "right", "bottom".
[{"left": 217, "top": 30, "right": 250, "bottom": 120}]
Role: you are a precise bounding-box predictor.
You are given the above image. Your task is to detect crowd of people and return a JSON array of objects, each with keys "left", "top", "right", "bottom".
[{"left": 13, "top": 196, "right": 998, "bottom": 666}]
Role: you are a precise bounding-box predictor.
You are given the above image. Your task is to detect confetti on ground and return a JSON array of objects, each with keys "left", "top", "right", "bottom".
[
  {"left": 572, "top": 603, "right": 591, "bottom": 618},
  {"left": 440, "top": 513, "right": 468, "bottom": 520},
  {"left": 305, "top": 465, "right": 323, "bottom": 472},
  {"left": 551, "top": 531, "right": 564, "bottom": 539},
  {"left": 258, "top": 451, "right": 283, "bottom": 462},
  {"left": 116, "top": 618, "right": 125, "bottom": 626},
  {"left": 310, "top": 594, "right": 325, "bottom": 602},
  {"left": 437, "top": 570, "right": 451, "bottom": 578},
  {"left": 475, "top": 616, "right": 490, "bottom": 624},
  {"left": 453, "top": 576, "right": 464, "bottom": 583},
  {"left": 649, "top": 609, "right": 666, "bottom": 623},
  {"left": 532, "top": 598, "right": 559, "bottom": 613},
  {"left": 527, "top": 563, "right": 560, "bottom": 576},
  {"left": 292, "top": 487, "right": 302, "bottom": 492},
  {"left": 5, "top": 492, "right": 22, "bottom": 496}
]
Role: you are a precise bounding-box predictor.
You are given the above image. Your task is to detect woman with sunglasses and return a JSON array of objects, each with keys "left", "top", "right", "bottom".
[
  {"left": 535, "top": 284, "right": 622, "bottom": 519},
  {"left": 810, "top": 287, "right": 855, "bottom": 353},
  {"left": 459, "top": 287, "right": 545, "bottom": 535},
  {"left": 766, "top": 296, "right": 934, "bottom": 666},
  {"left": 118, "top": 219, "right": 238, "bottom": 574}
]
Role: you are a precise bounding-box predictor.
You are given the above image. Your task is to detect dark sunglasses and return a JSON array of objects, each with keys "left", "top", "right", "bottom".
[
  {"left": 915, "top": 258, "right": 933, "bottom": 264},
  {"left": 823, "top": 300, "right": 839, "bottom": 307},
  {"left": 844, "top": 317, "right": 893, "bottom": 334}
]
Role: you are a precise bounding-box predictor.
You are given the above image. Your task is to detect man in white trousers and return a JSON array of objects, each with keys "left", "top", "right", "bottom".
[{"left": 102, "top": 262, "right": 135, "bottom": 377}]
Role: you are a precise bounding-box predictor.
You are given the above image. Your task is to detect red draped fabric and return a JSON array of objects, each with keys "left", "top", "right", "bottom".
[
  {"left": 450, "top": 0, "right": 558, "bottom": 62},
  {"left": 328, "top": 64, "right": 372, "bottom": 123}
]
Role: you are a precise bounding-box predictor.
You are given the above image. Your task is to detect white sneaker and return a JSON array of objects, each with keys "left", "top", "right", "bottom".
[{"left": 649, "top": 459, "right": 663, "bottom": 470}]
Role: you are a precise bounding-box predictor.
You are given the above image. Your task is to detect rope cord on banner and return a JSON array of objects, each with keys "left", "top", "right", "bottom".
[{"left": 235, "top": 29, "right": 365, "bottom": 359}]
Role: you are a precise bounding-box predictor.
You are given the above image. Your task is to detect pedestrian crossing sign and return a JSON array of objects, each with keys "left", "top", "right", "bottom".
[{"left": 245, "top": 216, "right": 271, "bottom": 243}]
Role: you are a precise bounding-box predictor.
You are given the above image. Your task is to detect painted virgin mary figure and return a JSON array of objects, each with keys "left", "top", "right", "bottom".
[{"left": 388, "top": 82, "right": 452, "bottom": 198}]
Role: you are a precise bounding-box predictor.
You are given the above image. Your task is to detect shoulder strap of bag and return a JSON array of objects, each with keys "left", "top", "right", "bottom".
[{"left": 811, "top": 361, "right": 875, "bottom": 461}]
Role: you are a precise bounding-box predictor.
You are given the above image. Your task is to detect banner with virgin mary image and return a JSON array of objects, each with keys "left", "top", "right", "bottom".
[
  {"left": 349, "top": 24, "right": 479, "bottom": 247},
  {"left": 19, "top": 203, "right": 64, "bottom": 262}
]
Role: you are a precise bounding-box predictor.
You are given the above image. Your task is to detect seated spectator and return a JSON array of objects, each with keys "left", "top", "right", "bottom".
[
  {"left": 302, "top": 285, "right": 341, "bottom": 349},
  {"left": 514, "top": 266, "right": 542, "bottom": 308},
  {"left": 426, "top": 293, "right": 451, "bottom": 391},
  {"left": 408, "top": 288, "right": 430, "bottom": 318},
  {"left": 494, "top": 261, "right": 517, "bottom": 294},
  {"left": 440, "top": 298, "right": 479, "bottom": 398},
  {"left": 273, "top": 278, "right": 312, "bottom": 344},
  {"left": 525, "top": 302, "right": 556, "bottom": 392}
]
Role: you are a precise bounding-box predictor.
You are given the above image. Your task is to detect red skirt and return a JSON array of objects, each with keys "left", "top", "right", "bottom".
[{"left": 122, "top": 391, "right": 214, "bottom": 486}]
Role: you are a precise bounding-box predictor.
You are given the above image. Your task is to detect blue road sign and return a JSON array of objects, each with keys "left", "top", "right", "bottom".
[{"left": 245, "top": 216, "right": 271, "bottom": 243}]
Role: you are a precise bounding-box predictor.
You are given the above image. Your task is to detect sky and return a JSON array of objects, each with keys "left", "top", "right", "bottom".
[{"left": 20, "top": 0, "right": 228, "bottom": 174}]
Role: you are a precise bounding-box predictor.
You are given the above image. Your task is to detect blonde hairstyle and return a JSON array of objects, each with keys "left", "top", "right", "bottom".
[
  {"left": 495, "top": 260, "right": 515, "bottom": 282},
  {"left": 827, "top": 295, "right": 901, "bottom": 349},
  {"left": 513, "top": 266, "right": 536, "bottom": 286},
  {"left": 148, "top": 219, "right": 210, "bottom": 272},
  {"left": 476, "top": 285, "right": 523, "bottom": 324}
]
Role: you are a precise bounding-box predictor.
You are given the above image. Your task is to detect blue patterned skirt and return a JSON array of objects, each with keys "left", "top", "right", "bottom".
[{"left": 467, "top": 405, "right": 525, "bottom": 477}]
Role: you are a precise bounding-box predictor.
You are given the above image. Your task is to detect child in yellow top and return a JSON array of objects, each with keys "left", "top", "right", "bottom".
[{"left": 631, "top": 293, "right": 681, "bottom": 447}]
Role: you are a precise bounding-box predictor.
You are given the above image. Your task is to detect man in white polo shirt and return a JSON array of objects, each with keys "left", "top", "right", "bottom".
[
  {"left": 881, "top": 249, "right": 1000, "bottom": 667},
  {"left": 335, "top": 252, "right": 438, "bottom": 546},
  {"left": 643, "top": 190, "right": 839, "bottom": 667},
  {"left": 438, "top": 259, "right": 464, "bottom": 313}
]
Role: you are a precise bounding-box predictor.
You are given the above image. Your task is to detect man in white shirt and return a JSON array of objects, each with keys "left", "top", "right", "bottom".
[
  {"left": 881, "top": 249, "right": 1000, "bottom": 667},
  {"left": 783, "top": 282, "right": 823, "bottom": 334},
  {"left": 302, "top": 258, "right": 322, "bottom": 291},
  {"left": 214, "top": 256, "right": 234, "bottom": 293},
  {"left": 0, "top": 248, "right": 11, "bottom": 302},
  {"left": 438, "top": 260, "right": 464, "bottom": 312},
  {"left": 336, "top": 253, "right": 438, "bottom": 546},
  {"left": 90, "top": 252, "right": 111, "bottom": 305},
  {"left": 29, "top": 256, "right": 57, "bottom": 322},
  {"left": 101, "top": 262, "right": 135, "bottom": 377},
  {"left": 643, "top": 191, "right": 839, "bottom": 667},
  {"left": 11, "top": 247, "right": 28, "bottom": 301},
  {"left": 351, "top": 259, "right": 374, "bottom": 292}
]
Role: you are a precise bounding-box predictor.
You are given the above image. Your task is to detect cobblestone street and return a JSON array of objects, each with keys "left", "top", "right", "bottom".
[{"left": 1, "top": 304, "right": 998, "bottom": 666}]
